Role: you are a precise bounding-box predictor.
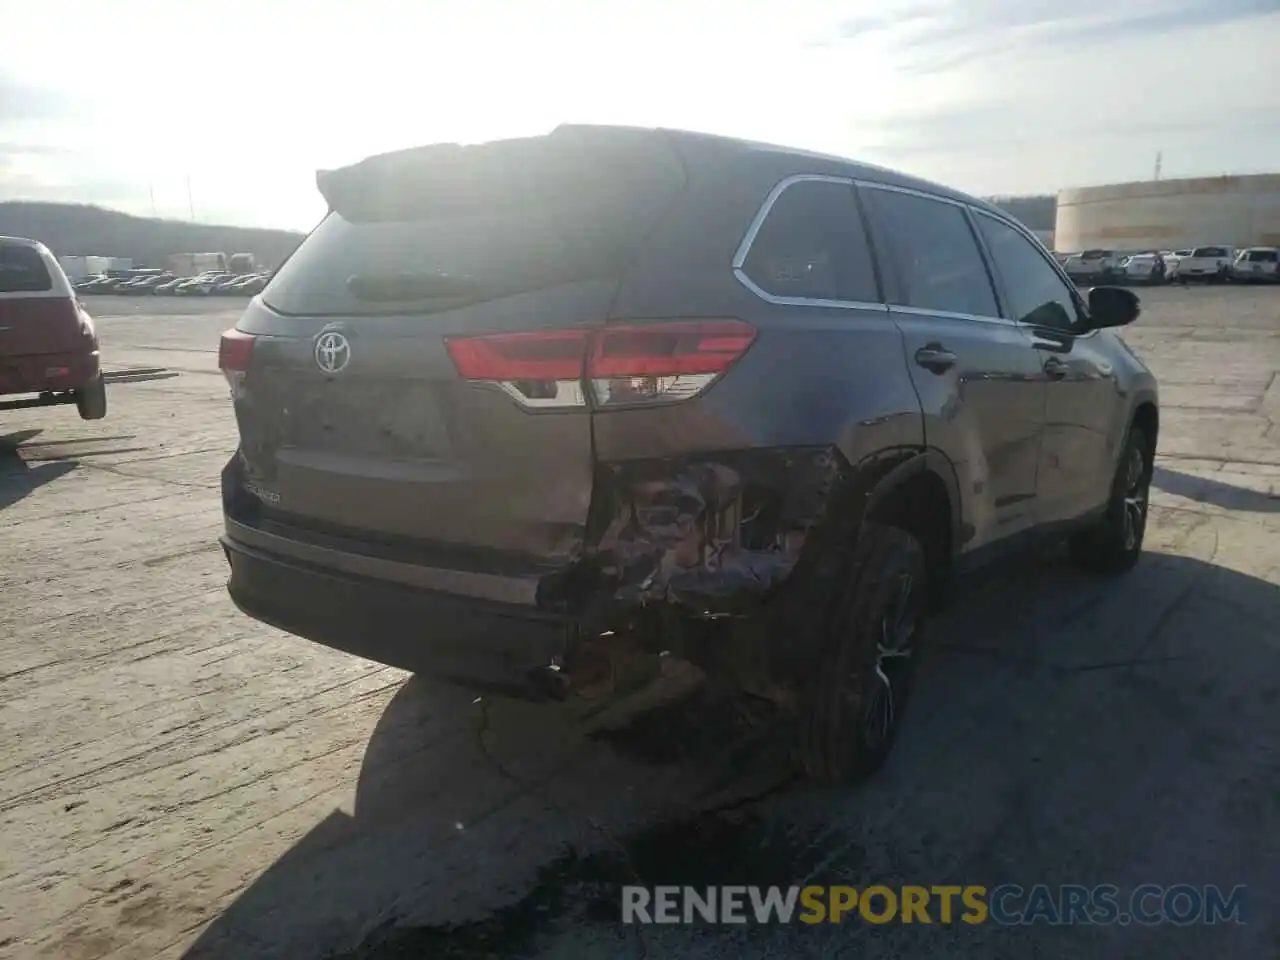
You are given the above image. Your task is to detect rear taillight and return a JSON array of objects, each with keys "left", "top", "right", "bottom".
[
  {"left": 444, "top": 329, "right": 587, "bottom": 381},
  {"left": 444, "top": 320, "right": 755, "bottom": 409},
  {"left": 218, "top": 328, "right": 255, "bottom": 394}
]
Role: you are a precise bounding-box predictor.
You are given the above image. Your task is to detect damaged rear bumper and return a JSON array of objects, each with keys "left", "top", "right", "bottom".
[{"left": 221, "top": 446, "right": 849, "bottom": 694}]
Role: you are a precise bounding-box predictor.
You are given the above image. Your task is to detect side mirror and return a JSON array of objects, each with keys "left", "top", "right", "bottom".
[{"left": 1088, "top": 285, "right": 1140, "bottom": 329}]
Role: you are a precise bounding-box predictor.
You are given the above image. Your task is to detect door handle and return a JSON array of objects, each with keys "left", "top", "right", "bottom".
[
  {"left": 914, "top": 344, "right": 957, "bottom": 374},
  {"left": 1043, "top": 356, "right": 1069, "bottom": 379}
]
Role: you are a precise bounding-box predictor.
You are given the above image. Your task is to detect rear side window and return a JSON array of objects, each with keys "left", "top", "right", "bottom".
[
  {"left": 739, "top": 179, "right": 879, "bottom": 303},
  {"left": 974, "top": 213, "right": 1081, "bottom": 333},
  {"left": 0, "top": 244, "right": 53, "bottom": 294},
  {"left": 861, "top": 188, "right": 998, "bottom": 317}
]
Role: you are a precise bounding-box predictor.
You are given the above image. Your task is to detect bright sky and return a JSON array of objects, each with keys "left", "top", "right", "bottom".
[{"left": 2, "top": 0, "right": 1277, "bottom": 231}]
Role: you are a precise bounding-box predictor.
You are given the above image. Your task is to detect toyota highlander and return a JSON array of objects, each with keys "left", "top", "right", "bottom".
[{"left": 218, "top": 126, "right": 1158, "bottom": 783}]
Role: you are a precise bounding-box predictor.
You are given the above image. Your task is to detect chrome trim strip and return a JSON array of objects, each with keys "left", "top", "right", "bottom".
[
  {"left": 854, "top": 179, "right": 968, "bottom": 208},
  {"left": 888, "top": 305, "right": 1015, "bottom": 327},
  {"left": 225, "top": 516, "right": 543, "bottom": 606},
  {"left": 733, "top": 269, "right": 889, "bottom": 312}
]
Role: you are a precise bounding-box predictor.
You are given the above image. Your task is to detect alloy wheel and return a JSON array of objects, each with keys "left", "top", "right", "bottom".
[
  {"left": 860, "top": 572, "right": 920, "bottom": 750},
  {"left": 1122, "top": 443, "right": 1149, "bottom": 552}
]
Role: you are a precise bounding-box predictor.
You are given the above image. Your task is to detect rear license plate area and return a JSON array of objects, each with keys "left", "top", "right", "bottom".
[{"left": 285, "top": 380, "right": 452, "bottom": 457}]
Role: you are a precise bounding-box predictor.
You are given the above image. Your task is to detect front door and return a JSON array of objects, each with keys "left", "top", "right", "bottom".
[{"left": 971, "top": 211, "right": 1119, "bottom": 524}]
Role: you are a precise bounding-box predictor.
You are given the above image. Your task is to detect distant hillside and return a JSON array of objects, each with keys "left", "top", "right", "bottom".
[
  {"left": 0, "top": 202, "right": 304, "bottom": 269},
  {"left": 0, "top": 195, "right": 1062, "bottom": 267},
  {"left": 987, "top": 194, "right": 1057, "bottom": 232}
]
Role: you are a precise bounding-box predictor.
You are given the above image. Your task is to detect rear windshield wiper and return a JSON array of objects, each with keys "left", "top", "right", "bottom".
[{"left": 346, "top": 272, "right": 487, "bottom": 303}]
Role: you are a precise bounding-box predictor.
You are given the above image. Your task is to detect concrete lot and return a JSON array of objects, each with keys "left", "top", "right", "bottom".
[{"left": 1, "top": 287, "right": 1277, "bottom": 959}]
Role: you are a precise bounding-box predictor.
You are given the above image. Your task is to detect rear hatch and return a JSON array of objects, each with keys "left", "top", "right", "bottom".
[
  {"left": 223, "top": 126, "right": 690, "bottom": 569},
  {"left": 0, "top": 241, "right": 84, "bottom": 357}
]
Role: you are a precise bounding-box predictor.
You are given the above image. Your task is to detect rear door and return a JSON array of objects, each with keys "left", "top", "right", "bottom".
[
  {"left": 225, "top": 128, "right": 687, "bottom": 567},
  {"left": 0, "top": 241, "right": 82, "bottom": 358},
  {"left": 859, "top": 184, "right": 1047, "bottom": 551}
]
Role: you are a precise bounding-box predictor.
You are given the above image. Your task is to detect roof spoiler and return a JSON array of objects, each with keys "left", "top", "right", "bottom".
[{"left": 312, "top": 127, "right": 683, "bottom": 221}]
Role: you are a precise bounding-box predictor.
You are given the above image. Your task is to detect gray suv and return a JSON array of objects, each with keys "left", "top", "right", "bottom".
[{"left": 218, "top": 125, "right": 1158, "bottom": 783}]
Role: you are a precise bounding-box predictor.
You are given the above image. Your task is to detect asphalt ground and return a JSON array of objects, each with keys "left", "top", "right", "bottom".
[{"left": 1, "top": 285, "right": 1278, "bottom": 959}]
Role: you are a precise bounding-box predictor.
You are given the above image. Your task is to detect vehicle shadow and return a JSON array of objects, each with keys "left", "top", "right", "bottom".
[
  {"left": 0, "top": 429, "right": 76, "bottom": 511},
  {"left": 182, "top": 543, "right": 1280, "bottom": 960},
  {"left": 102, "top": 368, "right": 180, "bottom": 385},
  {"left": 1152, "top": 466, "right": 1279, "bottom": 513}
]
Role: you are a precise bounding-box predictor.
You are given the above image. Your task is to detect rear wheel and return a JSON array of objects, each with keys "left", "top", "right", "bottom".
[
  {"left": 76, "top": 375, "right": 107, "bottom": 420},
  {"left": 1070, "top": 424, "right": 1151, "bottom": 573},
  {"left": 793, "top": 523, "right": 928, "bottom": 784}
]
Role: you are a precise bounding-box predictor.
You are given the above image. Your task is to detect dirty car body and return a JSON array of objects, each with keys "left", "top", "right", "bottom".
[{"left": 219, "top": 126, "right": 1158, "bottom": 712}]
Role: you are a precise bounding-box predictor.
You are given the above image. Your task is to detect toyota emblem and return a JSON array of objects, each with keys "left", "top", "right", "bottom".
[{"left": 314, "top": 331, "right": 351, "bottom": 374}]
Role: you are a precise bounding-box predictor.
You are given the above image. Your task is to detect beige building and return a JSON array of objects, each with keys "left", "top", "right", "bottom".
[{"left": 1055, "top": 174, "right": 1280, "bottom": 252}]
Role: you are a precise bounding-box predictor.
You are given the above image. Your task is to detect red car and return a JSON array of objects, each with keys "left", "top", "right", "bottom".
[{"left": 0, "top": 236, "right": 106, "bottom": 420}]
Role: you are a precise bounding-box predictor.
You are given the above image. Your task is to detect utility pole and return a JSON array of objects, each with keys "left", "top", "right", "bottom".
[
  {"left": 149, "top": 182, "right": 157, "bottom": 218},
  {"left": 1153, "top": 151, "right": 1162, "bottom": 181},
  {"left": 186, "top": 175, "right": 195, "bottom": 221}
]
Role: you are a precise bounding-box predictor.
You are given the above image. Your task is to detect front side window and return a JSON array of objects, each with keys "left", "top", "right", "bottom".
[
  {"left": 974, "top": 213, "right": 1082, "bottom": 333},
  {"left": 739, "top": 179, "right": 880, "bottom": 303},
  {"left": 861, "top": 187, "right": 998, "bottom": 317}
]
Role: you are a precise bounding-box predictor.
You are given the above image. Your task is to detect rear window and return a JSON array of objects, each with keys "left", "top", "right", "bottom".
[
  {"left": 1080, "top": 249, "right": 1111, "bottom": 259},
  {"left": 1245, "top": 249, "right": 1279, "bottom": 262},
  {"left": 264, "top": 128, "right": 686, "bottom": 317},
  {"left": 1192, "top": 247, "right": 1228, "bottom": 258},
  {"left": 0, "top": 244, "right": 53, "bottom": 294}
]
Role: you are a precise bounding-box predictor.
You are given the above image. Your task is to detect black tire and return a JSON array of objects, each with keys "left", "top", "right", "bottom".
[
  {"left": 76, "top": 375, "right": 107, "bottom": 420},
  {"left": 793, "top": 523, "right": 928, "bottom": 784},
  {"left": 1069, "top": 424, "right": 1152, "bottom": 573}
]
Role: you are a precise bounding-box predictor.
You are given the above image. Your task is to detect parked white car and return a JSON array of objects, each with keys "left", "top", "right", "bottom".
[
  {"left": 1120, "top": 252, "right": 1167, "bottom": 284},
  {"left": 1162, "top": 250, "right": 1190, "bottom": 280},
  {"left": 1174, "top": 245, "right": 1235, "bottom": 283},
  {"left": 1063, "top": 249, "right": 1123, "bottom": 282},
  {"left": 1231, "top": 247, "right": 1280, "bottom": 283}
]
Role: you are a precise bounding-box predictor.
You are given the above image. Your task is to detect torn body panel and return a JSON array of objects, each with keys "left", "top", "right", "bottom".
[
  {"left": 533, "top": 444, "right": 937, "bottom": 701},
  {"left": 538, "top": 443, "right": 940, "bottom": 624},
  {"left": 588, "top": 447, "right": 842, "bottom": 616}
]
